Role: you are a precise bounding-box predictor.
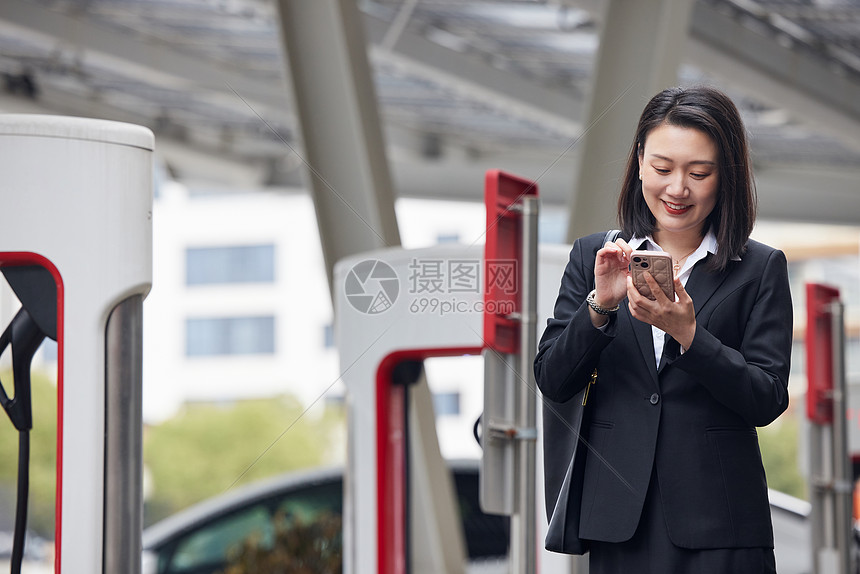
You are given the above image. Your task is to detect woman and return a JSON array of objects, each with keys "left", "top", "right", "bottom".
[{"left": 535, "top": 86, "right": 792, "bottom": 573}]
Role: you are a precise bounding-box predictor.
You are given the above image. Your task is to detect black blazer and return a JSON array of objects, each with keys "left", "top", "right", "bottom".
[{"left": 535, "top": 231, "right": 793, "bottom": 550}]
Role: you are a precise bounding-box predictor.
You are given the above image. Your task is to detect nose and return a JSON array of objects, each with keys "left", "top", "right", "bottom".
[{"left": 666, "top": 172, "right": 689, "bottom": 198}]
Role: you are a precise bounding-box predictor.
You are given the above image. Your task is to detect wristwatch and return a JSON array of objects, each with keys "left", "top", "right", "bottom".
[{"left": 586, "top": 289, "right": 620, "bottom": 315}]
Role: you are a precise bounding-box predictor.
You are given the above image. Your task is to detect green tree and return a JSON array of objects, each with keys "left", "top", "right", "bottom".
[
  {"left": 0, "top": 368, "right": 58, "bottom": 537},
  {"left": 144, "top": 395, "right": 344, "bottom": 525},
  {"left": 759, "top": 410, "right": 807, "bottom": 500}
]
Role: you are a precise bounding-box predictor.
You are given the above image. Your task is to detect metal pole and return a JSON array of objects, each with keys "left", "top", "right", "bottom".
[
  {"left": 830, "top": 300, "right": 853, "bottom": 574},
  {"left": 810, "top": 420, "right": 825, "bottom": 574},
  {"left": 512, "top": 196, "right": 539, "bottom": 574},
  {"left": 824, "top": 429, "right": 836, "bottom": 550},
  {"left": 103, "top": 295, "right": 145, "bottom": 574}
]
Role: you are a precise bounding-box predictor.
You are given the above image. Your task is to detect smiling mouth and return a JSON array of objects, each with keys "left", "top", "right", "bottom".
[{"left": 663, "top": 200, "right": 692, "bottom": 213}]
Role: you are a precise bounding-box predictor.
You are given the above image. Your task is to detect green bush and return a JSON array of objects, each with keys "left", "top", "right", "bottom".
[
  {"left": 759, "top": 410, "right": 807, "bottom": 500},
  {"left": 144, "top": 395, "right": 344, "bottom": 525}
]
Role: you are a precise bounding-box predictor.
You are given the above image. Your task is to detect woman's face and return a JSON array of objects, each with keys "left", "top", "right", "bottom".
[{"left": 638, "top": 123, "right": 720, "bottom": 239}]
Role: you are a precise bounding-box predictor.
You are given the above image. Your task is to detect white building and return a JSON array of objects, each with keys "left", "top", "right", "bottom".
[
  {"left": 142, "top": 180, "right": 519, "bottom": 460},
  {"left": 143, "top": 182, "right": 337, "bottom": 423}
]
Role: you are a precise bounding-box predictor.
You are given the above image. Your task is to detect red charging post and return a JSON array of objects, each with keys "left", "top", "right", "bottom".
[
  {"left": 482, "top": 169, "right": 540, "bottom": 574},
  {"left": 805, "top": 283, "right": 853, "bottom": 574},
  {"left": 483, "top": 170, "right": 538, "bottom": 353},
  {"left": 806, "top": 283, "right": 840, "bottom": 425}
]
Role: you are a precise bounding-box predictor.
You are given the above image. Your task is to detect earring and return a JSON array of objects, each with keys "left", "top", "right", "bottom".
[{"left": 639, "top": 173, "right": 643, "bottom": 180}]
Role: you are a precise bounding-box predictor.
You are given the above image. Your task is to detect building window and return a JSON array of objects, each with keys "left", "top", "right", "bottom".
[
  {"left": 323, "top": 323, "right": 335, "bottom": 348},
  {"left": 186, "top": 316, "right": 275, "bottom": 357},
  {"left": 186, "top": 245, "right": 275, "bottom": 285},
  {"left": 433, "top": 392, "right": 461, "bottom": 416}
]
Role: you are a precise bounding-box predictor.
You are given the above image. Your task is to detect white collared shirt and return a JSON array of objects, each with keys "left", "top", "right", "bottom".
[{"left": 627, "top": 230, "right": 719, "bottom": 369}]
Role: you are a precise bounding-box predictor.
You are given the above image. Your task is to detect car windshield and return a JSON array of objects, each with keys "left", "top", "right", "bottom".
[
  {"left": 149, "top": 468, "right": 509, "bottom": 574},
  {"left": 155, "top": 480, "right": 342, "bottom": 574}
]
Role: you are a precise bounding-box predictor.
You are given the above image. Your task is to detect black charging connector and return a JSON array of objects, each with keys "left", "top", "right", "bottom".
[
  {"left": 0, "top": 265, "right": 56, "bottom": 574},
  {"left": 0, "top": 308, "right": 47, "bottom": 574}
]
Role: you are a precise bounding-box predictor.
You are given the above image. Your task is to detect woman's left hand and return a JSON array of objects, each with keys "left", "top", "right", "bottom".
[{"left": 626, "top": 274, "right": 697, "bottom": 349}]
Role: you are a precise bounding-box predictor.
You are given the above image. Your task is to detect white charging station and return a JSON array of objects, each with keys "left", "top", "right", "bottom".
[
  {"left": 0, "top": 115, "right": 153, "bottom": 573},
  {"left": 334, "top": 242, "right": 587, "bottom": 574}
]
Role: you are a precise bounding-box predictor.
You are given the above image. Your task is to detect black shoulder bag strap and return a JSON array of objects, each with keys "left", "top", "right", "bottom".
[{"left": 602, "top": 229, "right": 621, "bottom": 253}]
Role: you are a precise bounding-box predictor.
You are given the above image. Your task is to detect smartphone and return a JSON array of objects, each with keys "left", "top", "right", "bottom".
[{"left": 630, "top": 250, "right": 675, "bottom": 301}]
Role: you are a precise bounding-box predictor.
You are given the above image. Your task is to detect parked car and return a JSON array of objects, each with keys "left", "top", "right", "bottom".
[
  {"left": 142, "top": 459, "right": 508, "bottom": 574},
  {"left": 142, "top": 458, "right": 822, "bottom": 574}
]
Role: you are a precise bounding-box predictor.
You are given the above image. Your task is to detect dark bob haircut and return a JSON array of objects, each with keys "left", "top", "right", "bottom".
[{"left": 617, "top": 86, "right": 756, "bottom": 272}]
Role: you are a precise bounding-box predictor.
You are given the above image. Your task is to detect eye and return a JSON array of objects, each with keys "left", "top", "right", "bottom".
[
  {"left": 653, "top": 167, "right": 670, "bottom": 175},
  {"left": 690, "top": 172, "right": 711, "bottom": 180}
]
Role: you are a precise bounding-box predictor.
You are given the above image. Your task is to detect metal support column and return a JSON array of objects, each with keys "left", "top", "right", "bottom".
[
  {"left": 830, "top": 301, "right": 853, "bottom": 574},
  {"left": 104, "top": 295, "right": 145, "bottom": 574},
  {"left": 275, "top": 0, "right": 401, "bottom": 293},
  {"left": 566, "top": 0, "right": 694, "bottom": 241},
  {"left": 511, "top": 197, "right": 540, "bottom": 574},
  {"left": 810, "top": 421, "right": 834, "bottom": 573}
]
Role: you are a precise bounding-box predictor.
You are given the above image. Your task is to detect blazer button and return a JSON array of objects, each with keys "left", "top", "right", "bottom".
[{"left": 650, "top": 393, "right": 660, "bottom": 405}]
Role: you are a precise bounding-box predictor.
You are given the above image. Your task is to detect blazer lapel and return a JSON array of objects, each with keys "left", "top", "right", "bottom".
[
  {"left": 623, "top": 301, "right": 660, "bottom": 386},
  {"left": 657, "top": 255, "right": 737, "bottom": 371},
  {"left": 684, "top": 255, "right": 735, "bottom": 317}
]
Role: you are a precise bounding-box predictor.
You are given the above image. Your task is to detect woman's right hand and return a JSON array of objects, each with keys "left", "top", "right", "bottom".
[{"left": 593, "top": 238, "right": 632, "bottom": 310}]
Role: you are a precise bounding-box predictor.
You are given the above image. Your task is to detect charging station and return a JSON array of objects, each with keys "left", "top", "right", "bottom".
[
  {"left": 0, "top": 115, "right": 153, "bottom": 573},
  {"left": 334, "top": 174, "right": 587, "bottom": 573}
]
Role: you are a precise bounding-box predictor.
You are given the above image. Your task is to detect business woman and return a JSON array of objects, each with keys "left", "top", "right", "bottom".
[{"left": 535, "top": 86, "right": 793, "bottom": 573}]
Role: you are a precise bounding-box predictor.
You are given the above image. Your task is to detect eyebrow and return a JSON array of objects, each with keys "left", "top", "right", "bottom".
[{"left": 649, "top": 153, "right": 716, "bottom": 166}]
